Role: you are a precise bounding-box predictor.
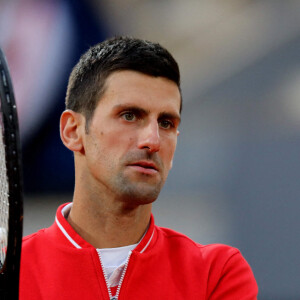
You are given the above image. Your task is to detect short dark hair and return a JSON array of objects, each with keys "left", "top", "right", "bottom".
[{"left": 65, "top": 36, "right": 181, "bottom": 129}]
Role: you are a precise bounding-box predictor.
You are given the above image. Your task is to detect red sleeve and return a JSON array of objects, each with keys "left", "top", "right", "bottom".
[{"left": 208, "top": 250, "right": 258, "bottom": 300}]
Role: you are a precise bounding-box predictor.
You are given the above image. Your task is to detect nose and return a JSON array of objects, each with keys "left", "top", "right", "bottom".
[{"left": 137, "top": 120, "right": 160, "bottom": 153}]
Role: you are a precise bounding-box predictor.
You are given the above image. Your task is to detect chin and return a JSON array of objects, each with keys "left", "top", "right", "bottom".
[
  {"left": 120, "top": 186, "right": 161, "bottom": 205},
  {"left": 113, "top": 174, "right": 164, "bottom": 204}
]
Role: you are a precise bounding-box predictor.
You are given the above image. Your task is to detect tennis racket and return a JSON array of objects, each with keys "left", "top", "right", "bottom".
[{"left": 0, "top": 48, "right": 23, "bottom": 300}]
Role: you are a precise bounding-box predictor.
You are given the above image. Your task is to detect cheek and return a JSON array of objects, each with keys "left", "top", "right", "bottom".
[
  {"left": 84, "top": 136, "right": 117, "bottom": 181},
  {"left": 96, "top": 130, "right": 135, "bottom": 159}
]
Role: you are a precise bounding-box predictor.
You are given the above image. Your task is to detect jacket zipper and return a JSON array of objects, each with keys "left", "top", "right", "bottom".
[
  {"left": 97, "top": 250, "right": 132, "bottom": 300},
  {"left": 114, "top": 251, "right": 132, "bottom": 299}
]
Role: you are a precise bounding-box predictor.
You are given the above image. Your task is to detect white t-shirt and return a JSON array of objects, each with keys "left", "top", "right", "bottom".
[{"left": 97, "top": 244, "right": 137, "bottom": 287}]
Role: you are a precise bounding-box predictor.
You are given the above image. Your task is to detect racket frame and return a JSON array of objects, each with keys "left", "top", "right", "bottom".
[{"left": 0, "top": 48, "right": 23, "bottom": 300}]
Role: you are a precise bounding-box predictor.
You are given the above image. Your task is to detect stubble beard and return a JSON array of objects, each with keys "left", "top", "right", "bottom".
[{"left": 113, "top": 172, "right": 164, "bottom": 205}]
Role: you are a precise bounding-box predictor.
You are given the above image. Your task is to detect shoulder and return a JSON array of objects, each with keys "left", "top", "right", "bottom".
[
  {"left": 22, "top": 222, "right": 59, "bottom": 256},
  {"left": 22, "top": 228, "right": 48, "bottom": 244},
  {"left": 157, "top": 225, "right": 252, "bottom": 269},
  {"left": 22, "top": 229, "right": 45, "bottom": 242},
  {"left": 21, "top": 229, "right": 49, "bottom": 260},
  {"left": 22, "top": 229, "right": 45, "bottom": 245},
  {"left": 156, "top": 226, "right": 258, "bottom": 298},
  {"left": 157, "top": 226, "right": 239, "bottom": 256}
]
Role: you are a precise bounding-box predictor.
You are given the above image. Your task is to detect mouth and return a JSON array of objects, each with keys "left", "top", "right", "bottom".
[{"left": 127, "top": 161, "right": 159, "bottom": 175}]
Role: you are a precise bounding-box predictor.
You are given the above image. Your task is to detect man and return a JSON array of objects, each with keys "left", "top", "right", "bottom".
[{"left": 20, "top": 36, "right": 258, "bottom": 299}]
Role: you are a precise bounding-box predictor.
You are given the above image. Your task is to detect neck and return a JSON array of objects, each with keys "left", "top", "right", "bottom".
[{"left": 67, "top": 194, "right": 152, "bottom": 249}]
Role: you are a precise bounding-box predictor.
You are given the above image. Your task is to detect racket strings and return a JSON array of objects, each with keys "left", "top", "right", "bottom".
[{"left": 0, "top": 124, "right": 8, "bottom": 268}]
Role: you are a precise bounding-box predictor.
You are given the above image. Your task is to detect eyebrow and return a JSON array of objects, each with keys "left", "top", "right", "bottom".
[
  {"left": 158, "top": 112, "right": 181, "bottom": 124},
  {"left": 114, "top": 104, "right": 148, "bottom": 114},
  {"left": 113, "top": 104, "right": 181, "bottom": 123}
]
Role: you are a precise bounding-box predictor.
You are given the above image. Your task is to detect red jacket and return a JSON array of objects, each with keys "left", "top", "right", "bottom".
[{"left": 20, "top": 203, "right": 258, "bottom": 299}]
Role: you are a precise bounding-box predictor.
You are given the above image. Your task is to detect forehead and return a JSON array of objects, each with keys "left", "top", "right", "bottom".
[{"left": 99, "top": 70, "right": 181, "bottom": 114}]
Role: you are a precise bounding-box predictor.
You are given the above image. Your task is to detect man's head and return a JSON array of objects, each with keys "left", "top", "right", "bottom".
[
  {"left": 65, "top": 36, "right": 181, "bottom": 131},
  {"left": 61, "top": 37, "right": 182, "bottom": 207}
]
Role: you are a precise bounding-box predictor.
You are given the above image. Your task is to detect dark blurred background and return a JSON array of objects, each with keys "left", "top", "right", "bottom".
[{"left": 1, "top": 0, "right": 300, "bottom": 299}]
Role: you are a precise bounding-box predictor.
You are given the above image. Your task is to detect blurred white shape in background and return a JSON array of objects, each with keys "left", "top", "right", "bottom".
[{"left": 0, "top": 0, "right": 75, "bottom": 141}]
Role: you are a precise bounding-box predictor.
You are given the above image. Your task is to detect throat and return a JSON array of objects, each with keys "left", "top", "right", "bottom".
[{"left": 65, "top": 201, "right": 152, "bottom": 249}]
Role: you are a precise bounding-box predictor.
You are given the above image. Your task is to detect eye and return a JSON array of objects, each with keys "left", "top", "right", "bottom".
[
  {"left": 121, "top": 112, "right": 136, "bottom": 121},
  {"left": 159, "top": 119, "right": 173, "bottom": 129}
]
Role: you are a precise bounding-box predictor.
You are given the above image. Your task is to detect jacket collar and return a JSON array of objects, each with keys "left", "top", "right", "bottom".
[{"left": 55, "top": 202, "right": 156, "bottom": 253}]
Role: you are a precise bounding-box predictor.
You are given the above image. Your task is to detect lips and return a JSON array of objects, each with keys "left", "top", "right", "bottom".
[
  {"left": 129, "top": 161, "right": 158, "bottom": 170},
  {"left": 127, "top": 161, "right": 159, "bottom": 174}
]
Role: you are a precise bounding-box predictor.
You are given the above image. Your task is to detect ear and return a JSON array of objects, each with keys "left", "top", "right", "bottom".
[{"left": 60, "top": 110, "right": 85, "bottom": 152}]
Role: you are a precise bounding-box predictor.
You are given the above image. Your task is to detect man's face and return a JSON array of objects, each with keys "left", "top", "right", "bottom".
[{"left": 81, "top": 70, "right": 181, "bottom": 205}]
